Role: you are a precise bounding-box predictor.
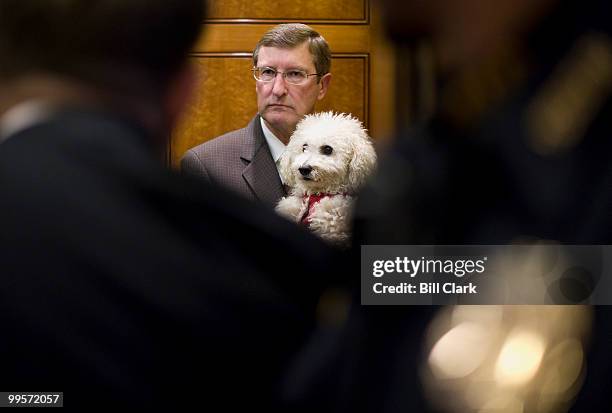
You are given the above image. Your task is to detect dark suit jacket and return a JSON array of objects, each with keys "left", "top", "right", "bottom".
[
  {"left": 341, "top": 6, "right": 612, "bottom": 412},
  {"left": 0, "top": 108, "right": 334, "bottom": 409},
  {"left": 181, "top": 115, "right": 285, "bottom": 206}
]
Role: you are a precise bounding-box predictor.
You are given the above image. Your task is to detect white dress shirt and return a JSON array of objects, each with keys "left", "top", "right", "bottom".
[{"left": 259, "top": 117, "right": 286, "bottom": 179}]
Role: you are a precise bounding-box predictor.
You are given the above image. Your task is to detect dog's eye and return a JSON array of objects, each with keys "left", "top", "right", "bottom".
[
  {"left": 320, "top": 145, "right": 333, "bottom": 155},
  {"left": 302, "top": 144, "right": 308, "bottom": 152}
]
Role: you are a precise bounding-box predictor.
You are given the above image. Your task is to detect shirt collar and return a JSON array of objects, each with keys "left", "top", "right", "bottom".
[{"left": 259, "top": 117, "right": 286, "bottom": 163}]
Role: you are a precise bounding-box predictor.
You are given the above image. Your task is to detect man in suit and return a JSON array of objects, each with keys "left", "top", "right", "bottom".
[
  {"left": 181, "top": 23, "right": 333, "bottom": 206},
  {"left": 0, "top": 1, "right": 335, "bottom": 408}
]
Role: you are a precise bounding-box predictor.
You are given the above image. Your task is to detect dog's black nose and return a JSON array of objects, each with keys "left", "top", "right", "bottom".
[{"left": 299, "top": 166, "right": 312, "bottom": 176}]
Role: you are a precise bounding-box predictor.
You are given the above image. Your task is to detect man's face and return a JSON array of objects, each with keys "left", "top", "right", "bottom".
[{"left": 255, "top": 42, "right": 331, "bottom": 143}]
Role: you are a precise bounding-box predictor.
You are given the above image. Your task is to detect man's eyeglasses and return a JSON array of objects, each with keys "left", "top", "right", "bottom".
[{"left": 252, "top": 67, "right": 321, "bottom": 85}]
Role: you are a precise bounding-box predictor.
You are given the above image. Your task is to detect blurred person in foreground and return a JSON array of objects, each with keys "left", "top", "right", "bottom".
[
  {"left": 181, "top": 23, "right": 332, "bottom": 206},
  {"left": 0, "top": 1, "right": 335, "bottom": 408},
  {"left": 327, "top": 0, "right": 612, "bottom": 412}
]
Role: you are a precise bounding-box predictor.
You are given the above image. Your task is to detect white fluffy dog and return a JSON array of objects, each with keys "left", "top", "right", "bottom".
[{"left": 276, "top": 111, "right": 377, "bottom": 247}]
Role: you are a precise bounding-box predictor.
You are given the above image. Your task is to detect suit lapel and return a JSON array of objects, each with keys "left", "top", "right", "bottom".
[{"left": 241, "top": 116, "right": 285, "bottom": 206}]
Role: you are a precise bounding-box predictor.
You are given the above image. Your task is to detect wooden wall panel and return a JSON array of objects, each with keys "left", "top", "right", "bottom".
[
  {"left": 318, "top": 56, "right": 367, "bottom": 121},
  {"left": 193, "top": 24, "right": 370, "bottom": 54},
  {"left": 208, "top": 0, "right": 367, "bottom": 23},
  {"left": 171, "top": 54, "right": 368, "bottom": 167}
]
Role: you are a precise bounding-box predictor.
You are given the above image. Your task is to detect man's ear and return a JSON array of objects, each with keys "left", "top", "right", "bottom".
[
  {"left": 317, "top": 73, "right": 332, "bottom": 100},
  {"left": 164, "top": 63, "right": 198, "bottom": 129}
]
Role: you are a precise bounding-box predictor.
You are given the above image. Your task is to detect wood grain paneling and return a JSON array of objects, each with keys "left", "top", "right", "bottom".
[
  {"left": 318, "top": 55, "right": 367, "bottom": 122},
  {"left": 207, "top": 0, "right": 367, "bottom": 23},
  {"left": 171, "top": 54, "right": 368, "bottom": 167},
  {"left": 194, "top": 24, "right": 371, "bottom": 54}
]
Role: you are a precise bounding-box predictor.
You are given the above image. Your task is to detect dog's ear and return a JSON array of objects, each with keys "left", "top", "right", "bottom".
[
  {"left": 279, "top": 147, "right": 296, "bottom": 188},
  {"left": 348, "top": 130, "right": 377, "bottom": 192}
]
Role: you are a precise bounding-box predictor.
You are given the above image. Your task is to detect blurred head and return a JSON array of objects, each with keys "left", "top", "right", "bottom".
[
  {"left": 253, "top": 24, "right": 332, "bottom": 143},
  {"left": 0, "top": 0, "right": 206, "bottom": 130},
  {"left": 375, "top": 0, "right": 557, "bottom": 69}
]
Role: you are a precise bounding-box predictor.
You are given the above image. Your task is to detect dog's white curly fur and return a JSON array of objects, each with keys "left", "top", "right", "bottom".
[{"left": 276, "top": 111, "right": 377, "bottom": 247}]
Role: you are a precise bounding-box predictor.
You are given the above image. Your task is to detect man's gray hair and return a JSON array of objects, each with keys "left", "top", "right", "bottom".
[{"left": 253, "top": 23, "right": 331, "bottom": 79}]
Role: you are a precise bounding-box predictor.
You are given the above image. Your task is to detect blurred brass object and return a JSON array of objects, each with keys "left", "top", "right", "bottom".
[
  {"left": 494, "top": 329, "right": 545, "bottom": 386},
  {"left": 526, "top": 33, "right": 612, "bottom": 155},
  {"left": 429, "top": 322, "right": 493, "bottom": 379},
  {"left": 421, "top": 305, "right": 592, "bottom": 413}
]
